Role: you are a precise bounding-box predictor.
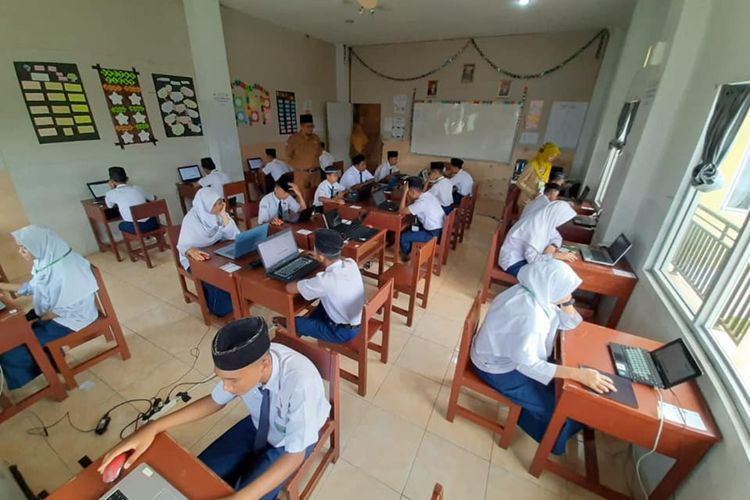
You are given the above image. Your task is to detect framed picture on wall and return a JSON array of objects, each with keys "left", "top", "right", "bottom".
[
  {"left": 427, "top": 80, "right": 438, "bottom": 97},
  {"left": 498, "top": 79, "right": 512, "bottom": 98},
  {"left": 461, "top": 64, "right": 475, "bottom": 83}
]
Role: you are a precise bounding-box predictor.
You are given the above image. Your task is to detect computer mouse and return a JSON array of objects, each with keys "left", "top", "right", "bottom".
[{"left": 101, "top": 452, "right": 129, "bottom": 484}]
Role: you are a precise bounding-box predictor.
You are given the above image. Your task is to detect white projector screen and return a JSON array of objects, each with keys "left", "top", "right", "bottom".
[{"left": 410, "top": 101, "right": 522, "bottom": 162}]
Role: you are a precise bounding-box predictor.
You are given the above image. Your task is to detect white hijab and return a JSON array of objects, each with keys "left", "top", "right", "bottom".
[
  {"left": 12, "top": 225, "right": 98, "bottom": 314},
  {"left": 517, "top": 259, "right": 582, "bottom": 318},
  {"left": 507, "top": 200, "right": 575, "bottom": 253},
  {"left": 177, "top": 188, "right": 228, "bottom": 268}
]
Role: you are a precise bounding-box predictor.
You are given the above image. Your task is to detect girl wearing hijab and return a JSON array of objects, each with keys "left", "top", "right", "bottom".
[
  {"left": 177, "top": 188, "right": 240, "bottom": 318},
  {"left": 516, "top": 142, "right": 561, "bottom": 209},
  {"left": 0, "top": 225, "right": 98, "bottom": 390},
  {"left": 471, "top": 260, "right": 615, "bottom": 454},
  {"left": 499, "top": 200, "right": 578, "bottom": 277}
]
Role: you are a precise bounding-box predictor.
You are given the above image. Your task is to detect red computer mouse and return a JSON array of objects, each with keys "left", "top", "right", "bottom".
[{"left": 101, "top": 452, "right": 130, "bottom": 484}]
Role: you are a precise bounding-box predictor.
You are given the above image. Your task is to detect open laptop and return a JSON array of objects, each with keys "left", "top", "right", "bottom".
[
  {"left": 257, "top": 229, "right": 320, "bottom": 282},
  {"left": 87, "top": 181, "right": 111, "bottom": 203},
  {"left": 323, "top": 209, "right": 378, "bottom": 242},
  {"left": 247, "top": 157, "right": 263, "bottom": 170},
  {"left": 576, "top": 185, "right": 590, "bottom": 204},
  {"left": 177, "top": 165, "right": 202, "bottom": 183},
  {"left": 295, "top": 206, "right": 314, "bottom": 223},
  {"left": 98, "top": 463, "right": 186, "bottom": 500},
  {"left": 608, "top": 338, "right": 701, "bottom": 388},
  {"left": 214, "top": 224, "right": 269, "bottom": 260},
  {"left": 580, "top": 233, "right": 632, "bottom": 267},
  {"left": 344, "top": 180, "right": 375, "bottom": 203},
  {"left": 371, "top": 188, "right": 400, "bottom": 212}
]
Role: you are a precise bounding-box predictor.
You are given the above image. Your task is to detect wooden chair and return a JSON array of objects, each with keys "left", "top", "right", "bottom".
[
  {"left": 478, "top": 223, "right": 518, "bottom": 303},
  {"left": 311, "top": 279, "right": 393, "bottom": 397},
  {"left": 166, "top": 225, "right": 199, "bottom": 305},
  {"left": 243, "top": 169, "right": 261, "bottom": 200},
  {"left": 467, "top": 183, "right": 480, "bottom": 229},
  {"left": 241, "top": 200, "right": 260, "bottom": 230},
  {"left": 301, "top": 187, "right": 316, "bottom": 208},
  {"left": 122, "top": 199, "right": 172, "bottom": 268},
  {"left": 446, "top": 292, "right": 521, "bottom": 449},
  {"left": 274, "top": 334, "right": 340, "bottom": 500},
  {"left": 431, "top": 483, "right": 444, "bottom": 500},
  {"left": 377, "top": 238, "right": 436, "bottom": 327},
  {"left": 433, "top": 210, "right": 456, "bottom": 276},
  {"left": 46, "top": 265, "right": 130, "bottom": 390},
  {"left": 224, "top": 181, "right": 249, "bottom": 225}
]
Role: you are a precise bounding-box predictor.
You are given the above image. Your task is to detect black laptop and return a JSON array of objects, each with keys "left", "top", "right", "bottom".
[
  {"left": 609, "top": 338, "right": 702, "bottom": 388},
  {"left": 256, "top": 229, "right": 320, "bottom": 282},
  {"left": 323, "top": 209, "right": 378, "bottom": 242},
  {"left": 344, "top": 180, "right": 375, "bottom": 203},
  {"left": 247, "top": 157, "right": 263, "bottom": 170},
  {"left": 178, "top": 165, "right": 202, "bottom": 183},
  {"left": 371, "top": 188, "right": 400, "bottom": 212},
  {"left": 576, "top": 185, "right": 590, "bottom": 204},
  {"left": 86, "top": 180, "right": 111, "bottom": 203}
]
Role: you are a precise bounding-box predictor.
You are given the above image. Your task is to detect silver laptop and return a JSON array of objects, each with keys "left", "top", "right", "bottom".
[
  {"left": 98, "top": 463, "right": 186, "bottom": 500},
  {"left": 580, "top": 233, "right": 632, "bottom": 267},
  {"left": 215, "top": 223, "right": 269, "bottom": 260}
]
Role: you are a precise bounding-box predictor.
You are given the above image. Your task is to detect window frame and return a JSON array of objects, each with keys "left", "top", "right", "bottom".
[{"left": 721, "top": 139, "right": 750, "bottom": 213}]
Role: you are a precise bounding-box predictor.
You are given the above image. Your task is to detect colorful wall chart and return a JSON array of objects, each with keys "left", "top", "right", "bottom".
[
  {"left": 94, "top": 65, "right": 156, "bottom": 148},
  {"left": 232, "top": 80, "right": 271, "bottom": 126},
  {"left": 152, "top": 73, "right": 202, "bottom": 137},
  {"left": 276, "top": 91, "right": 297, "bottom": 135},
  {"left": 14, "top": 61, "right": 99, "bottom": 144}
]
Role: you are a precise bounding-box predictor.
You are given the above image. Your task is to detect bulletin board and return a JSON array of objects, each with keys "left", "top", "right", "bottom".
[
  {"left": 276, "top": 90, "right": 298, "bottom": 135},
  {"left": 152, "top": 73, "right": 203, "bottom": 137}
]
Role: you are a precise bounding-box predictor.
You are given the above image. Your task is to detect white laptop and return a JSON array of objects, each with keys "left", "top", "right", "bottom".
[
  {"left": 580, "top": 233, "right": 632, "bottom": 267},
  {"left": 98, "top": 463, "right": 186, "bottom": 500}
]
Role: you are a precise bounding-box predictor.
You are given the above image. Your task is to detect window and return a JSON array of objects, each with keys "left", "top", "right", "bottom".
[{"left": 723, "top": 146, "right": 750, "bottom": 211}]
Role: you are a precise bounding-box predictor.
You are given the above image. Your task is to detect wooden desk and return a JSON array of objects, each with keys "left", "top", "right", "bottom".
[
  {"left": 560, "top": 220, "right": 594, "bottom": 245},
  {"left": 529, "top": 323, "right": 720, "bottom": 500},
  {"left": 176, "top": 182, "right": 199, "bottom": 215},
  {"left": 81, "top": 199, "right": 123, "bottom": 261},
  {"left": 0, "top": 297, "right": 66, "bottom": 424},
  {"left": 49, "top": 433, "right": 232, "bottom": 500}
]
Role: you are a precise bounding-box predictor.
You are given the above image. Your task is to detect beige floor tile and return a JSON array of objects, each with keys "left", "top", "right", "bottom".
[
  {"left": 312, "top": 460, "right": 401, "bottom": 500},
  {"left": 404, "top": 432, "right": 489, "bottom": 500},
  {"left": 131, "top": 311, "right": 212, "bottom": 358},
  {"left": 490, "top": 432, "right": 568, "bottom": 495},
  {"left": 339, "top": 351, "right": 392, "bottom": 401},
  {"left": 90, "top": 331, "right": 174, "bottom": 392},
  {"left": 425, "top": 291, "right": 475, "bottom": 322},
  {"left": 24, "top": 370, "right": 116, "bottom": 423},
  {"left": 339, "top": 391, "right": 371, "bottom": 448},
  {"left": 486, "top": 464, "right": 558, "bottom": 500},
  {"left": 413, "top": 311, "right": 463, "bottom": 349},
  {"left": 372, "top": 365, "right": 441, "bottom": 428},
  {"left": 342, "top": 405, "right": 424, "bottom": 492},
  {"left": 395, "top": 336, "right": 454, "bottom": 384},
  {"left": 116, "top": 357, "right": 197, "bottom": 403},
  {"left": 104, "top": 279, "right": 162, "bottom": 325}
]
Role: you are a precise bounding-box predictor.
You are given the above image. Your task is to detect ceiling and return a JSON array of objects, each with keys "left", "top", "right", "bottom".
[{"left": 220, "top": 0, "right": 635, "bottom": 46}]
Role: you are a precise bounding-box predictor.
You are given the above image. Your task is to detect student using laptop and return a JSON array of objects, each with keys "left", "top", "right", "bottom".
[
  {"left": 196, "top": 157, "right": 231, "bottom": 195},
  {"left": 99, "top": 317, "right": 330, "bottom": 500},
  {"left": 262, "top": 148, "right": 293, "bottom": 187},
  {"left": 426, "top": 161, "right": 454, "bottom": 214},
  {"left": 471, "top": 260, "right": 615, "bottom": 455},
  {"left": 446, "top": 157, "right": 474, "bottom": 205},
  {"left": 499, "top": 201, "right": 577, "bottom": 277},
  {"left": 275, "top": 229, "right": 365, "bottom": 343},
  {"left": 340, "top": 154, "right": 374, "bottom": 189},
  {"left": 520, "top": 182, "right": 563, "bottom": 221},
  {"left": 258, "top": 177, "right": 307, "bottom": 226},
  {"left": 374, "top": 150, "right": 400, "bottom": 181},
  {"left": 177, "top": 188, "right": 239, "bottom": 317},
  {"left": 398, "top": 176, "right": 445, "bottom": 260},
  {"left": 104, "top": 166, "right": 158, "bottom": 234},
  {"left": 313, "top": 165, "right": 345, "bottom": 209}
]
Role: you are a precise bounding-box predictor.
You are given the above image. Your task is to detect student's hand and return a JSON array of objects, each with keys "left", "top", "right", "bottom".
[
  {"left": 554, "top": 251, "right": 578, "bottom": 262},
  {"left": 187, "top": 248, "right": 210, "bottom": 261},
  {"left": 335, "top": 198, "right": 345, "bottom": 205},
  {"left": 98, "top": 426, "right": 157, "bottom": 473},
  {"left": 575, "top": 368, "right": 616, "bottom": 394},
  {"left": 289, "top": 183, "right": 302, "bottom": 197},
  {"left": 543, "top": 245, "right": 557, "bottom": 255},
  {"left": 271, "top": 218, "right": 284, "bottom": 226}
]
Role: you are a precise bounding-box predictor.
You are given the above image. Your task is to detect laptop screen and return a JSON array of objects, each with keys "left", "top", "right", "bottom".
[
  {"left": 371, "top": 189, "right": 386, "bottom": 205},
  {"left": 607, "top": 234, "right": 631, "bottom": 262},
  {"left": 257, "top": 229, "right": 298, "bottom": 270},
  {"left": 577, "top": 185, "right": 590, "bottom": 203},
  {"left": 323, "top": 209, "right": 341, "bottom": 229},
  {"left": 87, "top": 181, "right": 110, "bottom": 200},
  {"left": 247, "top": 157, "right": 263, "bottom": 170},
  {"left": 178, "top": 165, "right": 201, "bottom": 182},
  {"left": 652, "top": 339, "right": 701, "bottom": 388}
]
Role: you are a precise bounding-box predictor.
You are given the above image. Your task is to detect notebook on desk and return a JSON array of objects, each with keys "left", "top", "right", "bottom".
[{"left": 87, "top": 181, "right": 110, "bottom": 203}]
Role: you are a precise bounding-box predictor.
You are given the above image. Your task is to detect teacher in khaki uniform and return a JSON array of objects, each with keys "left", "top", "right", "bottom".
[{"left": 285, "top": 114, "right": 322, "bottom": 189}]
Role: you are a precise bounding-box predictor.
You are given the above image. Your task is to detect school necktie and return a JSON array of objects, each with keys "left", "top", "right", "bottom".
[
  {"left": 277, "top": 200, "right": 283, "bottom": 219},
  {"left": 330, "top": 185, "right": 335, "bottom": 197},
  {"left": 359, "top": 171, "right": 363, "bottom": 184},
  {"left": 253, "top": 388, "right": 271, "bottom": 453}
]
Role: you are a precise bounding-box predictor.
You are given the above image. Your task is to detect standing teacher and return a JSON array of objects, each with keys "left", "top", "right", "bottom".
[{"left": 286, "top": 114, "right": 322, "bottom": 189}]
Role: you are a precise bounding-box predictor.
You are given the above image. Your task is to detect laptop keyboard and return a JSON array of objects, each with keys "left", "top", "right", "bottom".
[
  {"left": 591, "top": 249, "right": 609, "bottom": 262},
  {"left": 275, "top": 258, "right": 311, "bottom": 279},
  {"left": 623, "top": 347, "right": 657, "bottom": 384},
  {"left": 105, "top": 491, "right": 129, "bottom": 500}
]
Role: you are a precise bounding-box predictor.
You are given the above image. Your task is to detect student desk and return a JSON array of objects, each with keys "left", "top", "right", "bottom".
[
  {"left": 81, "top": 199, "right": 124, "bottom": 261},
  {"left": 0, "top": 297, "right": 67, "bottom": 424},
  {"left": 48, "top": 433, "right": 232, "bottom": 499},
  {"left": 559, "top": 220, "right": 594, "bottom": 245},
  {"left": 529, "top": 322, "right": 720, "bottom": 500},
  {"left": 176, "top": 182, "right": 199, "bottom": 215}
]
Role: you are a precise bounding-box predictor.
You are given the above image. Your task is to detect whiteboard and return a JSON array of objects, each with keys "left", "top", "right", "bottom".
[
  {"left": 543, "top": 101, "right": 589, "bottom": 150},
  {"left": 410, "top": 101, "right": 521, "bottom": 162}
]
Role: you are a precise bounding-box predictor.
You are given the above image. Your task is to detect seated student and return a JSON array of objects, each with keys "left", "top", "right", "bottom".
[
  {"left": 426, "top": 161, "right": 454, "bottom": 214},
  {"left": 516, "top": 142, "right": 561, "bottom": 210},
  {"left": 258, "top": 177, "right": 307, "bottom": 226},
  {"left": 0, "top": 226, "right": 98, "bottom": 390},
  {"left": 398, "top": 176, "right": 445, "bottom": 260},
  {"left": 313, "top": 165, "right": 345, "bottom": 210},
  {"left": 278, "top": 229, "right": 365, "bottom": 343},
  {"left": 471, "top": 260, "right": 615, "bottom": 454},
  {"left": 520, "top": 182, "right": 563, "bottom": 221},
  {"left": 374, "top": 150, "right": 400, "bottom": 181},
  {"left": 197, "top": 156, "right": 231, "bottom": 196},
  {"left": 99, "top": 317, "right": 330, "bottom": 500},
  {"left": 262, "top": 148, "right": 293, "bottom": 189},
  {"left": 446, "top": 157, "right": 474, "bottom": 205},
  {"left": 319, "top": 142, "right": 335, "bottom": 170},
  {"left": 498, "top": 200, "right": 578, "bottom": 277},
  {"left": 104, "top": 166, "right": 159, "bottom": 234},
  {"left": 177, "top": 188, "right": 239, "bottom": 318},
  {"left": 340, "top": 154, "right": 374, "bottom": 189}
]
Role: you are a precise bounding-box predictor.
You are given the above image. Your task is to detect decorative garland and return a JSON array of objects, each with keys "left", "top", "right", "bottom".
[{"left": 351, "top": 30, "right": 609, "bottom": 82}]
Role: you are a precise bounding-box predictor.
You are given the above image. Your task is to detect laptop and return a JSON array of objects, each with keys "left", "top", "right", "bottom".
[
  {"left": 573, "top": 207, "right": 601, "bottom": 228},
  {"left": 98, "top": 463, "right": 186, "bottom": 500},
  {"left": 295, "top": 206, "right": 314, "bottom": 223},
  {"left": 323, "top": 209, "right": 378, "bottom": 242},
  {"left": 247, "top": 157, "right": 263, "bottom": 170},
  {"left": 608, "top": 338, "right": 702, "bottom": 388},
  {"left": 87, "top": 181, "right": 111, "bottom": 203},
  {"left": 371, "top": 188, "right": 400, "bottom": 212},
  {"left": 177, "top": 165, "right": 202, "bottom": 183},
  {"left": 344, "top": 180, "right": 375, "bottom": 203},
  {"left": 257, "top": 229, "right": 320, "bottom": 282},
  {"left": 580, "top": 233, "right": 632, "bottom": 267},
  {"left": 214, "top": 224, "right": 269, "bottom": 260}
]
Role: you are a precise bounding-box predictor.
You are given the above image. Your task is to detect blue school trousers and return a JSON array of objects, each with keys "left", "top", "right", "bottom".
[
  {"left": 0, "top": 319, "right": 71, "bottom": 390},
  {"left": 295, "top": 304, "right": 360, "bottom": 343},
  {"left": 442, "top": 205, "right": 454, "bottom": 215},
  {"left": 198, "top": 415, "right": 314, "bottom": 500},
  {"left": 400, "top": 228, "right": 442, "bottom": 256},
  {"left": 118, "top": 217, "right": 160, "bottom": 234},
  {"left": 472, "top": 364, "right": 582, "bottom": 455},
  {"left": 503, "top": 259, "right": 528, "bottom": 277},
  {"left": 453, "top": 192, "right": 464, "bottom": 205}
]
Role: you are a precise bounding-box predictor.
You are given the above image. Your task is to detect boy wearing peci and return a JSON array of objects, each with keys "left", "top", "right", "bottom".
[
  {"left": 258, "top": 177, "right": 307, "bottom": 226},
  {"left": 104, "top": 166, "right": 159, "bottom": 234}
]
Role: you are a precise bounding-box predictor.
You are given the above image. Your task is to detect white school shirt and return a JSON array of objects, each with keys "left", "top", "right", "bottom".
[
  {"left": 262, "top": 159, "right": 293, "bottom": 182},
  {"left": 340, "top": 166, "right": 374, "bottom": 189},
  {"left": 374, "top": 161, "right": 399, "bottom": 181},
  {"left": 211, "top": 343, "right": 330, "bottom": 453},
  {"left": 450, "top": 169, "right": 474, "bottom": 196},
  {"left": 520, "top": 194, "right": 550, "bottom": 221},
  {"left": 198, "top": 170, "right": 231, "bottom": 195},
  {"left": 408, "top": 191, "right": 445, "bottom": 231},
  {"left": 258, "top": 192, "right": 301, "bottom": 225},
  {"left": 319, "top": 150, "right": 335, "bottom": 169},
  {"left": 297, "top": 258, "right": 365, "bottom": 326},
  {"left": 313, "top": 180, "right": 345, "bottom": 207},
  {"left": 18, "top": 283, "right": 97, "bottom": 331},
  {"left": 105, "top": 184, "right": 156, "bottom": 222},
  {"left": 429, "top": 177, "right": 454, "bottom": 207}
]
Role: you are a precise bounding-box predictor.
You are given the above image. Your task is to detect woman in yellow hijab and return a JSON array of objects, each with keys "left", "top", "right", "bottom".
[{"left": 516, "top": 142, "right": 561, "bottom": 209}]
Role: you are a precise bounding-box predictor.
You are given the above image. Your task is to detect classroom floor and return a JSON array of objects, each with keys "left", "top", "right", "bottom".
[{"left": 0, "top": 215, "right": 635, "bottom": 499}]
